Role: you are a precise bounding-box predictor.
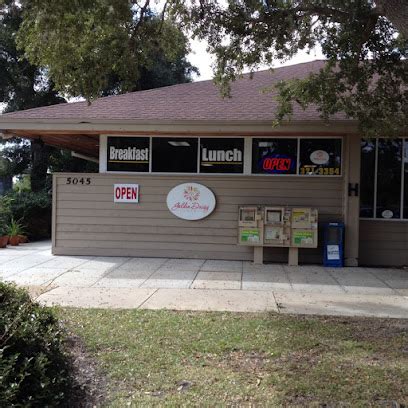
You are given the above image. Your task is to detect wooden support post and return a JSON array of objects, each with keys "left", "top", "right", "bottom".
[
  {"left": 288, "top": 247, "right": 299, "bottom": 266},
  {"left": 253, "top": 246, "right": 263, "bottom": 265},
  {"left": 344, "top": 135, "right": 361, "bottom": 266}
]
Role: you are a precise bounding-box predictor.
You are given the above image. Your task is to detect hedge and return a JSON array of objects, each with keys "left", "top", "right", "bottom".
[
  {"left": 0, "top": 282, "right": 73, "bottom": 406},
  {"left": 0, "top": 190, "right": 52, "bottom": 240}
]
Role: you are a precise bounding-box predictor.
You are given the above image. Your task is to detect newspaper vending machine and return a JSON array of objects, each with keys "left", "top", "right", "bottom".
[{"left": 238, "top": 206, "right": 318, "bottom": 265}]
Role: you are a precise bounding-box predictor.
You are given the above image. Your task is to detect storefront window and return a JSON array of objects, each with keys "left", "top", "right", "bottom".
[
  {"left": 252, "top": 138, "right": 297, "bottom": 174},
  {"left": 360, "top": 140, "right": 376, "bottom": 218},
  {"left": 360, "top": 138, "right": 407, "bottom": 220},
  {"left": 107, "top": 137, "right": 149, "bottom": 172},
  {"left": 299, "top": 139, "right": 342, "bottom": 176},
  {"left": 200, "top": 138, "right": 244, "bottom": 173},
  {"left": 376, "top": 139, "right": 402, "bottom": 219},
  {"left": 152, "top": 138, "right": 198, "bottom": 173}
]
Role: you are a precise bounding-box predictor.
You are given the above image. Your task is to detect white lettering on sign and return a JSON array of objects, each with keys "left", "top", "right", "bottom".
[
  {"left": 109, "top": 147, "right": 149, "bottom": 162},
  {"left": 201, "top": 148, "right": 242, "bottom": 163},
  {"left": 166, "top": 183, "right": 216, "bottom": 220},
  {"left": 114, "top": 184, "right": 140, "bottom": 203}
]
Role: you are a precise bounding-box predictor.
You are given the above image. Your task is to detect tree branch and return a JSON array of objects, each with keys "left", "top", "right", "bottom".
[
  {"left": 157, "top": 0, "right": 169, "bottom": 34},
  {"left": 134, "top": 0, "right": 151, "bottom": 32}
]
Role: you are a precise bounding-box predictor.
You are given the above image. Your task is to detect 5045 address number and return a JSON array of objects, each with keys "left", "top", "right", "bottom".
[{"left": 66, "top": 177, "right": 91, "bottom": 185}]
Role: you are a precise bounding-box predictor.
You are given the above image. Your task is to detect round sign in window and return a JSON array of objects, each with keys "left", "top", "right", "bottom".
[
  {"left": 166, "top": 183, "right": 216, "bottom": 220},
  {"left": 310, "top": 150, "right": 329, "bottom": 165},
  {"left": 381, "top": 210, "right": 394, "bottom": 219}
]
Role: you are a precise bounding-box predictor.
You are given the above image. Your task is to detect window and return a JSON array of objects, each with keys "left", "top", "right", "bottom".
[
  {"left": 376, "top": 139, "right": 402, "bottom": 219},
  {"left": 107, "top": 136, "right": 343, "bottom": 176},
  {"left": 200, "top": 138, "right": 244, "bottom": 173},
  {"left": 360, "top": 138, "right": 407, "bottom": 220},
  {"left": 299, "top": 139, "right": 342, "bottom": 176},
  {"left": 252, "top": 138, "right": 297, "bottom": 174},
  {"left": 360, "top": 140, "right": 376, "bottom": 218},
  {"left": 152, "top": 138, "right": 198, "bottom": 173},
  {"left": 252, "top": 138, "right": 342, "bottom": 175},
  {"left": 107, "top": 137, "right": 149, "bottom": 172}
]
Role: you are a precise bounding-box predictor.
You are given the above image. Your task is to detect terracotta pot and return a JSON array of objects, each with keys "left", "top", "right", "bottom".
[
  {"left": 0, "top": 236, "right": 8, "bottom": 248},
  {"left": 8, "top": 235, "right": 19, "bottom": 246},
  {"left": 18, "top": 235, "right": 28, "bottom": 244}
]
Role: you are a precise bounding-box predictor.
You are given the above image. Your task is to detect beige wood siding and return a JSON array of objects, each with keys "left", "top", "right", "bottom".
[
  {"left": 359, "top": 220, "right": 408, "bottom": 266},
  {"left": 52, "top": 173, "right": 344, "bottom": 262}
]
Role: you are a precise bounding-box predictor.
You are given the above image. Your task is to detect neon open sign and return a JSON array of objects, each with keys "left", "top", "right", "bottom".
[{"left": 261, "top": 155, "right": 294, "bottom": 174}]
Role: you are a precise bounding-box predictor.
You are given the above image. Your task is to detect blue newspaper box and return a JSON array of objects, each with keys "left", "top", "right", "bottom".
[{"left": 323, "top": 223, "right": 344, "bottom": 267}]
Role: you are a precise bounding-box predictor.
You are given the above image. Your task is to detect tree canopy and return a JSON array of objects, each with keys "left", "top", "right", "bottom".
[
  {"left": 17, "top": 0, "right": 196, "bottom": 99},
  {"left": 175, "top": 0, "right": 407, "bottom": 137},
  {"left": 0, "top": 0, "right": 197, "bottom": 189},
  {"left": 11, "top": 0, "right": 406, "bottom": 137},
  {"left": 0, "top": 1, "right": 65, "bottom": 112}
]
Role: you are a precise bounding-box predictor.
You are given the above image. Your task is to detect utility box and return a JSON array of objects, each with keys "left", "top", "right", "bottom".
[
  {"left": 323, "top": 222, "right": 344, "bottom": 267},
  {"left": 238, "top": 206, "right": 263, "bottom": 246}
]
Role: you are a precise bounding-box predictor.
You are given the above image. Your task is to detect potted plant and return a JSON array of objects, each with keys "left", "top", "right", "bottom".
[
  {"left": 7, "top": 218, "right": 25, "bottom": 246},
  {"left": 18, "top": 234, "right": 29, "bottom": 244},
  {"left": 0, "top": 223, "right": 8, "bottom": 248}
]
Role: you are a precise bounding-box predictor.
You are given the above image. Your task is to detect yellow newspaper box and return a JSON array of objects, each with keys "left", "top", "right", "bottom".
[{"left": 291, "top": 208, "right": 318, "bottom": 248}]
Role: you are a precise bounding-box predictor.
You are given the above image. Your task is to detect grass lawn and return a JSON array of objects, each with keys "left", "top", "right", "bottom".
[{"left": 60, "top": 309, "right": 408, "bottom": 407}]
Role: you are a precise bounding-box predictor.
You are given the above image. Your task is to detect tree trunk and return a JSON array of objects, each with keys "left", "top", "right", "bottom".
[
  {"left": 30, "top": 139, "right": 52, "bottom": 192},
  {"left": 376, "top": 0, "right": 408, "bottom": 38}
]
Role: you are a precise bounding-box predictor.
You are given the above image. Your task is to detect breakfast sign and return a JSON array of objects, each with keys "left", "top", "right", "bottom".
[{"left": 166, "top": 183, "right": 216, "bottom": 220}]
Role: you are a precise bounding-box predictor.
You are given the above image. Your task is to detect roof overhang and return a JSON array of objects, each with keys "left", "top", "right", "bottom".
[
  {"left": 0, "top": 118, "right": 360, "bottom": 158},
  {"left": 0, "top": 117, "right": 359, "bottom": 134}
]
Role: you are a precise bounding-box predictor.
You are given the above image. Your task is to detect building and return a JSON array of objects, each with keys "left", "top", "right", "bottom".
[{"left": 0, "top": 61, "right": 406, "bottom": 266}]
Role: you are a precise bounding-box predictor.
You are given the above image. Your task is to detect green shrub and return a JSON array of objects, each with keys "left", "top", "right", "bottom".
[
  {"left": 6, "top": 218, "right": 25, "bottom": 237},
  {"left": 0, "top": 217, "right": 7, "bottom": 237},
  {"left": 0, "top": 190, "right": 52, "bottom": 240},
  {"left": 0, "top": 282, "right": 73, "bottom": 406}
]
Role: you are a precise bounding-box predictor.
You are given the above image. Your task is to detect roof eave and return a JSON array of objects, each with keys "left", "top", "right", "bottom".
[{"left": 0, "top": 118, "right": 359, "bottom": 136}]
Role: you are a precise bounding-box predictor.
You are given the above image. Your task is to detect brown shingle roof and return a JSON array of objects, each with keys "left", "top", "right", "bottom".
[{"left": 0, "top": 60, "right": 349, "bottom": 122}]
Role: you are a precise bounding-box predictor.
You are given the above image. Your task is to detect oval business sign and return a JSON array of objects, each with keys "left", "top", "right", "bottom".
[
  {"left": 381, "top": 210, "right": 393, "bottom": 219},
  {"left": 310, "top": 150, "right": 330, "bottom": 165},
  {"left": 166, "top": 183, "right": 216, "bottom": 220}
]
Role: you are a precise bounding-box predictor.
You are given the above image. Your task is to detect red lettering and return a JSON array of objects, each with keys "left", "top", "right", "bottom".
[
  {"left": 115, "top": 188, "right": 121, "bottom": 199},
  {"left": 263, "top": 158, "right": 272, "bottom": 170},
  {"left": 263, "top": 157, "right": 291, "bottom": 172},
  {"left": 121, "top": 187, "right": 126, "bottom": 198},
  {"left": 132, "top": 188, "right": 137, "bottom": 200}
]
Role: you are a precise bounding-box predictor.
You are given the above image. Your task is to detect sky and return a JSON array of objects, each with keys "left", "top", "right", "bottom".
[{"left": 188, "top": 38, "right": 323, "bottom": 81}]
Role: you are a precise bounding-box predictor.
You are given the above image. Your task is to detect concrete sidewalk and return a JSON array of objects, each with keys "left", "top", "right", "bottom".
[{"left": 1, "top": 241, "right": 407, "bottom": 318}]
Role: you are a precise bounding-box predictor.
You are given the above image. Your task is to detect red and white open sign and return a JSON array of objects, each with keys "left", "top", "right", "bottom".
[{"left": 114, "top": 184, "right": 139, "bottom": 203}]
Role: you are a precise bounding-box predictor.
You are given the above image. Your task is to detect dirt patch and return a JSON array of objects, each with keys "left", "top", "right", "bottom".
[
  {"left": 65, "top": 333, "right": 108, "bottom": 408},
  {"left": 345, "top": 318, "right": 408, "bottom": 342},
  {"left": 203, "top": 350, "right": 271, "bottom": 374},
  {"left": 223, "top": 350, "right": 271, "bottom": 373}
]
